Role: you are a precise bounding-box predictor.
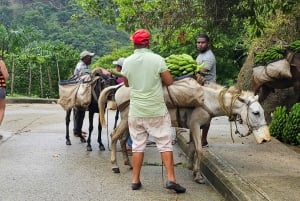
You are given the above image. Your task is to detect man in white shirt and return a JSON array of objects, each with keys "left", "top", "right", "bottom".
[
  {"left": 73, "top": 50, "right": 95, "bottom": 137},
  {"left": 74, "top": 50, "right": 95, "bottom": 77}
]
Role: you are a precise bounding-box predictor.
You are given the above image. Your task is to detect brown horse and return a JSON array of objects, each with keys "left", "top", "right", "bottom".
[{"left": 252, "top": 51, "right": 300, "bottom": 102}]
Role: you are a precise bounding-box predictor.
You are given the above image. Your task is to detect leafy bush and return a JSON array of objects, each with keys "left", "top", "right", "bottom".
[
  {"left": 270, "top": 103, "right": 300, "bottom": 145},
  {"left": 282, "top": 103, "right": 300, "bottom": 145},
  {"left": 269, "top": 106, "right": 288, "bottom": 141}
]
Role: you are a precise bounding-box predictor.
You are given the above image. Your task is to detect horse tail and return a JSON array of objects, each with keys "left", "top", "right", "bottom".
[{"left": 98, "top": 84, "right": 122, "bottom": 127}]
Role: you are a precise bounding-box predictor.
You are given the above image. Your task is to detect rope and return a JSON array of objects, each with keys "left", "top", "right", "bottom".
[
  {"left": 218, "top": 88, "right": 240, "bottom": 120},
  {"left": 218, "top": 88, "right": 242, "bottom": 142},
  {"left": 106, "top": 108, "right": 111, "bottom": 151}
]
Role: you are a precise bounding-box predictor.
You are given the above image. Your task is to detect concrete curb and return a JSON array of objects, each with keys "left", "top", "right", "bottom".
[
  {"left": 176, "top": 131, "right": 270, "bottom": 201},
  {"left": 6, "top": 98, "right": 57, "bottom": 104}
]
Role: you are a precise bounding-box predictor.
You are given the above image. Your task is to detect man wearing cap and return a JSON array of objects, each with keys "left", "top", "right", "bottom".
[
  {"left": 74, "top": 50, "right": 95, "bottom": 77},
  {"left": 112, "top": 57, "right": 125, "bottom": 84},
  {"left": 121, "top": 29, "right": 186, "bottom": 193},
  {"left": 73, "top": 50, "right": 95, "bottom": 137}
]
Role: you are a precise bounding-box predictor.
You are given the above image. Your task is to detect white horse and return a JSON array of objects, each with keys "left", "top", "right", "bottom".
[{"left": 98, "top": 82, "right": 271, "bottom": 183}]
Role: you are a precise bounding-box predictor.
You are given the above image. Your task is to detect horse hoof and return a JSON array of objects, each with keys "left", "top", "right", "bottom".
[
  {"left": 87, "top": 146, "right": 92, "bottom": 152},
  {"left": 66, "top": 140, "right": 71, "bottom": 146},
  {"left": 195, "top": 178, "right": 205, "bottom": 184},
  {"left": 99, "top": 145, "right": 105, "bottom": 151},
  {"left": 112, "top": 167, "right": 120, "bottom": 173},
  {"left": 80, "top": 138, "right": 86, "bottom": 143}
]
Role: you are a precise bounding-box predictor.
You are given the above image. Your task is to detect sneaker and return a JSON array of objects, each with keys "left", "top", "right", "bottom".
[
  {"left": 166, "top": 181, "right": 186, "bottom": 193},
  {"left": 131, "top": 182, "right": 142, "bottom": 190}
]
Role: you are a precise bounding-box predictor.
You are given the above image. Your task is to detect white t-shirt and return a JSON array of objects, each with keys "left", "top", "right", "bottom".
[{"left": 74, "top": 60, "right": 89, "bottom": 76}]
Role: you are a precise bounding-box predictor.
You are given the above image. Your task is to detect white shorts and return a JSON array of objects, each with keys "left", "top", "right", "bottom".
[{"left": 128, "top": 112, "right": 173, "bottom": 152}]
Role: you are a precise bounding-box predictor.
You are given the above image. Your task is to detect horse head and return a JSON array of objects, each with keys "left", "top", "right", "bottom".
[
  {"left": 237, "top": 94, "right": 271, "bottom": 143},
  {"left": 89, "top": 72, "right": 118, "bottom": 107}
]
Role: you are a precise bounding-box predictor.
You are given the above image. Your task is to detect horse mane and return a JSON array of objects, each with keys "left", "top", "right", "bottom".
[
  {"left": 227, "top": 85, "right": 254, "bottom": 97},
  {"left": 205, "top": 83, "right": 225, "bottom": 91},
  {"left": 206, "top": 83, "right": 254, "bottom": 97}
]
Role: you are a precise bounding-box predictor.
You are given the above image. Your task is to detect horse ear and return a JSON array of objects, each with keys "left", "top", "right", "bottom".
[
  {"left": 238, "top": 96, "right": 247, "bottom": 104},
  {"left": 254, "top": 95, "right": 259, "bottom": 101}
]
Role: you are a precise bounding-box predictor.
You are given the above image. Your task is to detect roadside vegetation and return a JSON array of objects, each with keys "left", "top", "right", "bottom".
[
  {"left": 1, "top": 0, "right": 299, "bottom": 145},
  {"left": 1, "top": 0, "right": 299, "bottom": 99}
]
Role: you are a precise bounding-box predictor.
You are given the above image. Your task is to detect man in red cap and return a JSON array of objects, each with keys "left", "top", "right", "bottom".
[{"left": 121, "top": 29, "right": 186, "bottom": 193}]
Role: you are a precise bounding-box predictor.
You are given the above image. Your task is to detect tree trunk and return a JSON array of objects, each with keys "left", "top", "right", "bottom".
[
  {"left": 56, "top": 58, "right": 60, "bottom": 82},
  {"left": 236, "top": 52, "right": 254, "bottom": 91},
  {"left": 28, "top": 63, "right": 32, "bottom": 96},
  {"left": 47, "top": 66, "right": 52, "bottom": 97},
  {"left": 39, "top": 64, "right": 43, "bottom": 98}
]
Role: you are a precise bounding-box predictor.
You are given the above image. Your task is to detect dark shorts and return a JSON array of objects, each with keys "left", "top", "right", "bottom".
[{"left": 0, "top": 87, "right": 6, "bottom": 99}]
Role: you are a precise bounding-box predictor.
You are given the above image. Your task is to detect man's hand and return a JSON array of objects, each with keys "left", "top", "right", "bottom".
[{"left": 195, "top": 73, "right": 206, "bottom": 85}]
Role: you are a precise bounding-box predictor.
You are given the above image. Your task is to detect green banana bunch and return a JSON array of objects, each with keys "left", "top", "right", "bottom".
[
  {"left": 288, "top": 40, "right": 300, "bottom": 52},
  {"left": 269, "top": 106, "right": 288, "bottom": 140},
  {"left": 282, "top": 103, "right": 300, "bottom": 145},
  {"left": 254, "top": 45, "right": 285, "bottom": 65},
  {"left": 165, "top": 54, "right": 204, "bottom": 77}
]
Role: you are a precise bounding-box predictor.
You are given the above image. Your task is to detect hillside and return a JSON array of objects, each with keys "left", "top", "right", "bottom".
[{"left": 0, "top": 0, "right": 130, "bottom": 56}]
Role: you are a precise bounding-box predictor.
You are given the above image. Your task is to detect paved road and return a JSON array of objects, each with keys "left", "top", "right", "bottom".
[{"left": 0, "top": 103, "right": 224, "bottom": 201}]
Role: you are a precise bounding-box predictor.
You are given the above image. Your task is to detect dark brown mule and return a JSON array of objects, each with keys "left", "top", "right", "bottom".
[
  {"left": 252, "top": 51, "right": 300, "bottom": 102},
  {"left": 65, "top": 68, "right": 117, "bottom": 151}
]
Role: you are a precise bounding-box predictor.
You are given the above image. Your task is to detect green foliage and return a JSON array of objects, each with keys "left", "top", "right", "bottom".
[
  {"left": 74, "top": 0, "right": 253, "bottom": 86},
  {"left": 1, "top": 1, "right": 130, "bottom": 57},
  {"left": 236, "top": 0, "right": 299, "bottom": 39},
  {"left": 270, "top": 103, "right": 300, "bottom": 145},
  {"left": 92, "top": 45, "right": 132, "bottom": 70},
  {"left": 269, "top": 106, "right": 288, "bottom": 140},
  {"left": 282, "top": 103, "right": 300, "bottom": 145},
  {"left": 0, "top": 0, "right": 130, "bottom": 98},
  {"left": 1, "top": 0, "right": 299, "bottom": 97}
]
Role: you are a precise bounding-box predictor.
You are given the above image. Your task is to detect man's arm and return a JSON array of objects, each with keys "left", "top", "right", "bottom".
[
  {"left": 161, "top": 70, "right": 173, "bottom": 86},
  {"left": 123, "top": 77, "right": 129, "bottom": 87}
]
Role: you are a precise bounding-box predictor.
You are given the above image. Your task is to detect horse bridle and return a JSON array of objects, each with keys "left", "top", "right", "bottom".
[
  {"left": 244, "top": 99, "right": 267, "bottom": 133},
  {"left": 218, "top": 89, "right": 264, "bottom": 141}
]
